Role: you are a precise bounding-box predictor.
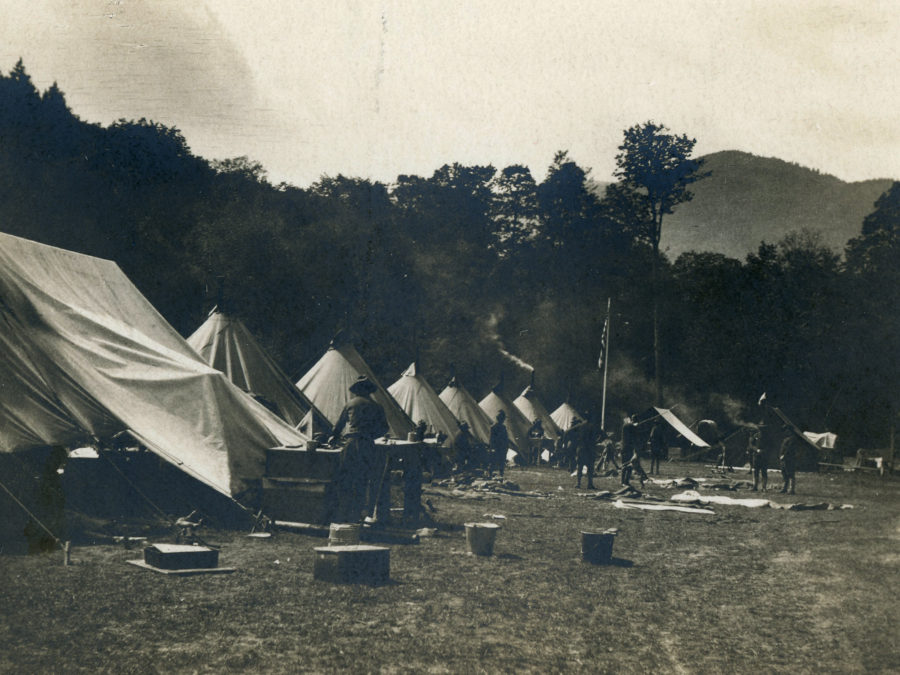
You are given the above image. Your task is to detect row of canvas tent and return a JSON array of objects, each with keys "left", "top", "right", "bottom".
[
  {"left": 187, "top": 308, "right": 582, "bottom": 457},
  {"left": 294, "top": 333, "right": 569, "bottom": 454},
  {"left": 0, "top": 233, "right": 586, "bottom": 514},
  {"left": 2, "top": 233, "right": 836, "bottom": 525},
  {"left": 188, "top": 308, "right": 591, "bottom": 458}
]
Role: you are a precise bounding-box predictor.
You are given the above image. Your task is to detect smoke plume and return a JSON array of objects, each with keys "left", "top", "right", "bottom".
[{"left": 485, "top": 313, "right": 534, "bottom": 373}]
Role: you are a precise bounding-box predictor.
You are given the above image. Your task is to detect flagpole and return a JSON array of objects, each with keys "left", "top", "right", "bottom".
[{"left": 601, "top": 298, "right": 611, "bottom": 431}]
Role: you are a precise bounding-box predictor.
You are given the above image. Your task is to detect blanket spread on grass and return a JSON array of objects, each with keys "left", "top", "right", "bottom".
[
  {"left": 670, "top": 490, "right": 852, "bottom": 510},
  {"left": 614, "top": 499, "right": 715, "bottom": 515}
]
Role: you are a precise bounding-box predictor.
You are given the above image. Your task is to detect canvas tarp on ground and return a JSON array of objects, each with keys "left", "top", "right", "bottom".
[
  {"left": 439, "top": 376, "right": 494, "bottom": 447},
  {"left": 0, "top": 233, "right": 308, "bottom": 498},
  {"left": 513, "top": 385, "right": 561, "bottom": 441},
  {"left": 296, "top": 339, "right": 415, "bottom": 439},
  {"left": 550, "top": 402, "right": 584, "bottom": 432},
  {"left": 388, "top": 363, "right": 460, "bottom": 445},
  {"left": 187, "top": 309, "right": 331, "bottom": 434},
  {"left": 479, "top": 387, "right": 533, "bottom": 455}
]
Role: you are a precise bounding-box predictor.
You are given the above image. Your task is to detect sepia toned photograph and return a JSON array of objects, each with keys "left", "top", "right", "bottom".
[{"left": 0, "top": 1, "right": 897, "bottom": 672}]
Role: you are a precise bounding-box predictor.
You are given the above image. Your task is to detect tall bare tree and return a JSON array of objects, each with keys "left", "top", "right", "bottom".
[{"left": 614, "top": 122, "right": 709, "bottom": 404}]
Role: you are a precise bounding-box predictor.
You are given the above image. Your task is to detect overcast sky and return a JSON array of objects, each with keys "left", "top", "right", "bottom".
[{"left": 2, "top": 0, "right": 898, "bottom": 187}]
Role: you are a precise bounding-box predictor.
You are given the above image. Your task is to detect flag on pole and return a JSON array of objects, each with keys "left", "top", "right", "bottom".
[{"left": 597, "top": 312, "right": 609, "bottom": 370}]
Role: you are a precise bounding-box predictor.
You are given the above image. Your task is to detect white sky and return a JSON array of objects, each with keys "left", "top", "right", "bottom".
[{"left": 2, "top": 0, "right": 898, "bottom": 186}]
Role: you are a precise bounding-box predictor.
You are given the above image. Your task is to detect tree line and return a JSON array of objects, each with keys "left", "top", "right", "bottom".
[{"left": 1, "top": 60, "right": 897, "bottom": 452}]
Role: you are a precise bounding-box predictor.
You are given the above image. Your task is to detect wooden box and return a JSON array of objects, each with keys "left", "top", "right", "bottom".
[
  {"left": 143, "top": 543, "right": 219, "bottom": 570},
  {"left": 313, "top": 545, "right": 390, "bottom": 584},
  {"left": 266, "top": 447, "right": 340, "bottom": 480}
]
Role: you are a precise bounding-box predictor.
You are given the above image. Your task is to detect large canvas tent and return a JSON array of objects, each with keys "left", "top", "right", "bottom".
[
  {"left": 187, "top": 309, "right": 331, "bottom": 434},
  {"left": 479, "top": 384, "right": 533, "bottom": 454},
  {"left": 0, "top": 233, "right": 308, "bottom": 499},
  {"left": 387, "top": 363, "right": 460, "bottom": 445},
  {"left": 438, "top": 376, "right": 493, "bottom": 447},
  {"left": 550, "top": 402, "right": 584, "bottom": 432},
  {"left": 296, "top": 337, "right": 415, "bottom": 439},
  {"left": 513, "top": 384, "right": 561, "bottom": 441}
]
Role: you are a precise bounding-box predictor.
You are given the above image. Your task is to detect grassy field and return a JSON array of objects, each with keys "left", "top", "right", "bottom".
[{"left": 1, "top": 461, "right": 897, "bottom": 674}]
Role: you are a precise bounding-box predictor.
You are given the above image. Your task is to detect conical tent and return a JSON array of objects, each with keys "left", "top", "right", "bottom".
[
  {"left": 0, "top": 233, "right": 307, "bottom": 499},
  {"left": 479, "top": 386, "right": 533, "bottom": 454},
  {"left": 551, "top": 402, "right": 584, "bottom": 432},
  {"left": 513, "top": 385, "right": 561, "bottom": 441},
  {"left": 388, "top": 363, "right": 460, "bottom": 445},
  {"left": 438, "top": 376, "right": 494, "bottom": 447},
  {"left": 296, "top": 339, "right": 415, "bottom": 439},
  {"left": 187, "top": 309, "right": 331, "bottom": 433}
]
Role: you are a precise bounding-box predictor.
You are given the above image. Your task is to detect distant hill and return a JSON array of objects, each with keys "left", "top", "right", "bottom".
[{"left": 659, "top": 151, "right": 894, "bottom": 260}]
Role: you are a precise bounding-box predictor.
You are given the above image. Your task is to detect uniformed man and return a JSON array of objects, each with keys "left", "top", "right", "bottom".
[
  {"left": 527, "top": 419, "right": 544, "bottom": 466},
  {"left": 489, "top": 410, "right": 509, "bottom": 478},
  {"left": 451, "top": 421, "right": 473, "bottom": 472},
  {"left": 328, "top": 375, "right": 390, "bottom": 523},
  {"left": 779, "top": 428, "right": 797, "bottom": 495},
  {"left": 573, "top": 413, "right": 597, "bottom": 489},
  {"left": 748, "top": 428, "right": 768, "bottom": 491},
  {"left": 620, "top": 420, "right": 639, "bottom": 487}
]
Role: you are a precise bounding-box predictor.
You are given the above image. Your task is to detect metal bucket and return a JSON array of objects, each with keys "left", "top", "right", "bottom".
[
  {"left": 581, "top": 530, "right": 616, "bottom": 564},
  {"left": 465, "top": 522, "right": 499, "bottom": 556}
]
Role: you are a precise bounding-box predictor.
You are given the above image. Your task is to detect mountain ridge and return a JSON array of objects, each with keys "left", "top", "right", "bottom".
[
  {"left": 659, "top": 150, "right": 894, "bottom": 260},
  {"left": 590, "top": 150, "right": 895, "bottom": 261}
]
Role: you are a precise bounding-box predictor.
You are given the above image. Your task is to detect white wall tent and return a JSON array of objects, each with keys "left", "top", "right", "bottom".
[
  {"left": 550, "top": 402, "right": 584, "bottom": 432},
  {"left": 0, "top": 233, "right": 307, "bottom": 498},
  {"left": 438, "top": 376, "right": 494, "bottom": 447},
  {"left": 187, "top": 309, "right": 331, "bottom": 433},
  {"left": 513, "top": 385, "right": 561, "bottom": 441},
  {"left": 296, "top": 338, "right": 415, "bottom": 439},
  {"left": 387, "top": 363, "right": 460, "bottom": 445}
]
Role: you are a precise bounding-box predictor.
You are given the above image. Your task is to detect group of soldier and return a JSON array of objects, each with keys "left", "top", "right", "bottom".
[
  {"left": 326, "top": 377, "right": 802, "bottom": 525},
  {"left": 747, "top": 425, "right": 798, "bottom": 494}
]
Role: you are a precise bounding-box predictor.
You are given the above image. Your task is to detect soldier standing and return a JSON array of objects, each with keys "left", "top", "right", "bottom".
[
  {"left": 779, "top": 429, "right": 797, "bottom": 495},
  {"left": 489, "top": 410, "right": 510, "bottom": 478},
  {"left": 328, "top": 375, "right": 390, "bottom": 523}
]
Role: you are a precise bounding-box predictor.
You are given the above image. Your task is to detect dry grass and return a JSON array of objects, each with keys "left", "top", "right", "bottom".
[{"left": 1, "top": 462, "right": 897, "bottom": 674}]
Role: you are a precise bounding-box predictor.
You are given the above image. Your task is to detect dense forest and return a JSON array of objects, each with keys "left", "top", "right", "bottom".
[{"left": 1, "top": 61, "right": 897, "bottom": 452}]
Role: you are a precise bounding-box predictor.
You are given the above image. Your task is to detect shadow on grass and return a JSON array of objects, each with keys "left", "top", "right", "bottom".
[
  {"left": 582, "top": 557, "right": 634, "bottom": 568},
  {"left": 362, "top": 530, "right": 421, "bottom": 546},
  {"left": 314, "top": 577, "right": 402, "bottom": 588},
  {"left": 496, "top": 553, "right": 524, "bottom": 561}
]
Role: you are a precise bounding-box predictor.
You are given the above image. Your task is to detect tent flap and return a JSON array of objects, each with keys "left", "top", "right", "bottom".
[{"left": 653, "top": 407, "right": 710, "bottom": 448}]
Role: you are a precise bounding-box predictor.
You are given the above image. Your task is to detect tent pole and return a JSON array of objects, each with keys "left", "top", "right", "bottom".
[{"left": 601, "top": 298, "right": 610, "bottom": 432}]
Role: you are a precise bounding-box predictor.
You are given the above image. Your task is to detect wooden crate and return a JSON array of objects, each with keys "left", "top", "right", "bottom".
[
  {"left": 143, "top": 543, "right": 219, "bottom": 570},
  {"left": 313, "top": 545, "right": 390, "bottom": 584}
]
